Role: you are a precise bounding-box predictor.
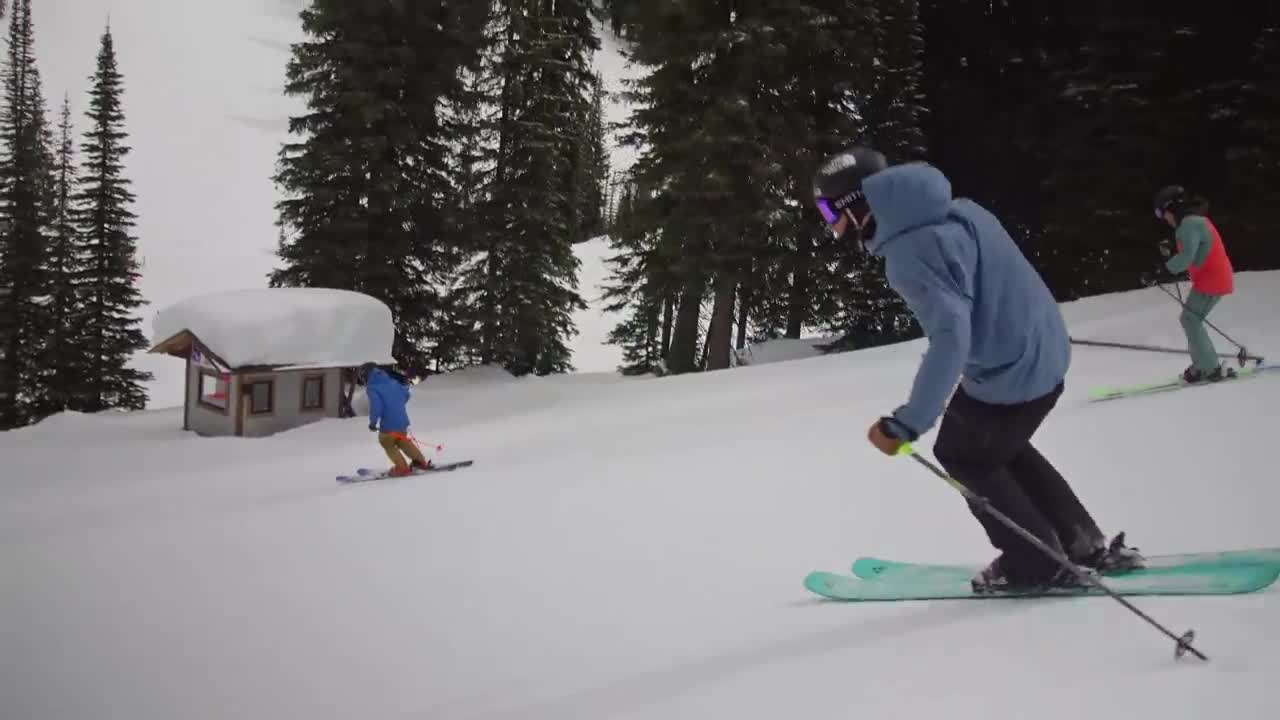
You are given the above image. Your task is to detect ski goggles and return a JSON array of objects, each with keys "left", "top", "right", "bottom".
[
  {"left": 815, "top": 190, "right": 865, "bottom": 225},
  {"left": 815, "top": 197, "right": 841, "bottom": 224}
]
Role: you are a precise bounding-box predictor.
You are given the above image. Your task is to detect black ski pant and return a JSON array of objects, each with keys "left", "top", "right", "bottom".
[{"left": 933, "top": 381, "right": 1105, "bottom": 584}]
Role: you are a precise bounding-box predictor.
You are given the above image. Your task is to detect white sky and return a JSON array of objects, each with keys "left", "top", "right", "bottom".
[{"left": 39, "top": 0, "right": 639, "bottom": 335}]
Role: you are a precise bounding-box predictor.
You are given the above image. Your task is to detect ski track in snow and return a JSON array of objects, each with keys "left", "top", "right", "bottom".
[{"left": 5, "top": 272, "right": 1280, "bottom": 719}]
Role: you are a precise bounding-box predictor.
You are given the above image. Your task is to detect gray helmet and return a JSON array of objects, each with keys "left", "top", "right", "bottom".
[
  {"left": 812, "top": 146, "right": 887, "bottom": 221},
  {"left": 1153, "top": 185, "right": 1186, "bottom": 217}
]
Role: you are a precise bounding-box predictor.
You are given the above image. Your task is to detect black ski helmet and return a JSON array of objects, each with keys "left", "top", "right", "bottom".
[
  {"left": 812, "top": 146, "right": 887, "bottom": 240},
  {"left": 1153, "top": 185, "right": 1186, "bottom": 218}
]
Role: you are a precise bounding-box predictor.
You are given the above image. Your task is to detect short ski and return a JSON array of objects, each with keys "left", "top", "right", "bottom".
[
  {"left": 851, "top": 547, "right": 1280, "bottom": 581},
  {"left": 336, "top": 459, "right": 474, "bottom": 483},
  {"left": 804, "top": 562, "right": 1279, "bottom": 602},
  {"left": 1088, "top": 362, "right": 1277, "bottom": 402}
]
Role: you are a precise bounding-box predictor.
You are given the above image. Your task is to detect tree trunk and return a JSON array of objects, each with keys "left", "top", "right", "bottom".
[
  {"left": 704, "top": 271, "right": 736, "bottom": 370},
  {"left": 666, "top": 277, "right": 706, "bottom": 374},
  {"left": 661, "top": 292, "right": 674, "bottom": 357},
  {"left": 786, "top": 225, "right": 813, "bottom": 338},
  {"left": 735, "top": 249, "right": 754, "bottom": 350},
  {"left": 734, "top": 282, "right": 749, "bottom": 351}
]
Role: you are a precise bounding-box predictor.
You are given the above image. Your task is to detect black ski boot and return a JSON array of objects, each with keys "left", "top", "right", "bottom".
[
  {"left": 970, "top": 556, "right": 1092, "bottom": 595},
  {"left": 1079, "top": 532, "right": 1146, "bottom": 574},
  {"left": 1182, "top": 364, "right": 1236, "bottom": 384}
]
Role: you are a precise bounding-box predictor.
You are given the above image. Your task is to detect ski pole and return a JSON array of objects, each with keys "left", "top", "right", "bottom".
[
  {"left": 1069, "top": 337, "right": 1263, "bottom": 365},
  {"left": 1152, "top": 281, "right": 1255, "bottom": 367},
  {"left": 408, "top": 431, "right": 444, "bottom": 457},
  {"left": 895, "top": 442, "right": 1206, "bottom": 662}
]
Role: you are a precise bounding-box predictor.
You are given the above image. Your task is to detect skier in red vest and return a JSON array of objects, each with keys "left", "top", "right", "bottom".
[{"left": 1153, "top": 185, "right": 1236, "bottom": 383}]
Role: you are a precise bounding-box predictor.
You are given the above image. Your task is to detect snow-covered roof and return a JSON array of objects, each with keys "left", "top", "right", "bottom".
[{"left": 150, "top": 287, "right": 396, "bottom": 369}]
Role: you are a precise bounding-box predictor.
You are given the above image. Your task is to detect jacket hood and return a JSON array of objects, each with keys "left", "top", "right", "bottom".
[
  {"left": 367, "top": 368, "right": 397, "bottom": 388},
  {"left": 863, "top": 162, "right": 953, "bottom": 254}
]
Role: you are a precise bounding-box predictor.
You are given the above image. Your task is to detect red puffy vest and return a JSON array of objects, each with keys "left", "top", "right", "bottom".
[{"left": 1182, "top": 217, "right": 1234, "bottom": 296}]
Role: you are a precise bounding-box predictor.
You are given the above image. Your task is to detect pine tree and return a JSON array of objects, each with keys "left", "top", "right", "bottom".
[
  {"left": 821, "top": 0, "right": 926, "bottom": 348},
  {"left": 42, "top": 95, "right": 85, "bottom": 413},
  {"left": 599, "top": 178, "right": 674, "bottom": 375},
  {"left": 600, "top": 0, "right": 892, "bottom": 370},
  {"left": 0, "top": 0, "right": 56, "bottom": 428},
  {"left": 605, "top": 1, "right": 775, "bottom": 373},
  {"left": 73, "top": 25, "right": 151, "bottom": 412},
  {"left": 270, "top": 0, "right": 488, "bottom": 377},
  {"left": 572, "top": 72, "right": 608, "bottom": 240},
  {"left": 746, "top": 0, "right": 884, "bottom": 345},
  {"left": 455, "top": 0, "right": 598, "bottom": 376}
]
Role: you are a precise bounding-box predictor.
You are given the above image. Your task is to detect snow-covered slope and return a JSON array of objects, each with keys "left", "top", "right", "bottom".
[{"left": 5, "top": 274, "right": 1280, "bottom": 720}]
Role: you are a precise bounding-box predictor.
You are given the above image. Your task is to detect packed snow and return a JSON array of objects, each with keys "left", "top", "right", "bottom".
[
  {"left": 5, "top": 273, "right": 1280, "bottom": 720},
  {"left": 149, "top": 287, "right": 396, "bottom": 369},
  {"left": 567, "top": 236, "right": 627, "bottom": 373},
  {"left": 733, "top": 337, "right": 833, "bottom": 367}
]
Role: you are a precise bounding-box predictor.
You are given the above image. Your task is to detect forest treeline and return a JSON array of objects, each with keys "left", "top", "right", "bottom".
[{"left": 3, "top": 1, "right": 1278, "bottom": 430}]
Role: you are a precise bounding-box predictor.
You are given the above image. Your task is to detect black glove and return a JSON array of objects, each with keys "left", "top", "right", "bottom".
[
  {"left": 1142, "top": 263, "right": 1181, "bottom": 288},
  {"left": 880, "top": 416, "right": 919, "bottom": 442}
]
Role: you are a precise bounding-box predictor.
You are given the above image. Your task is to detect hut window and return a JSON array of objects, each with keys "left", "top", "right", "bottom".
[
  {"left": 246, "top": 380, "right": 274, "bottom": 415},
  {"left": 302, "top": 375, "right": 324, "bottom": 410},
  {"left": 198, "top": 371, "right": 230, "bottom": 411}
]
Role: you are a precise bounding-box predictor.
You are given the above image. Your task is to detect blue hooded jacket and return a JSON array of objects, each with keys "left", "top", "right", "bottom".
[
  {"left": 366, "top": 368, "right": 412, "bottom": 433},
  {"left": 862, "top": 162, "right": 1070, "bottom": 437}
]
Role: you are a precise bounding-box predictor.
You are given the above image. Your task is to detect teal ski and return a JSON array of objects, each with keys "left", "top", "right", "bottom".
[
  {"left": 804, "top": 562, "right": 1279, "bottom": 602},
  {"left": 1088, "top": 363, "right": 1277, "bottom": 402},
  {"left": 851, "top": 546, "right": 1280, "bottom": 582}
]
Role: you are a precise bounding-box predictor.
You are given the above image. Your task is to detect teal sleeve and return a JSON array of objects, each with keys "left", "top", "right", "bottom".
[{"left": 1166, "top": 217, "right": 1210, "bottom": 273}]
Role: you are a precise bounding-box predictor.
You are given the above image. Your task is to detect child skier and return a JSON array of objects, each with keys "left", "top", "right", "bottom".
[
  {"left": 359, "top": 362, "right": 432, "bottom": 477},
  {"left": 810, "top": 145, "right": 1143, "bottom": 594},
  {"left": 1153, "top": 185, "right": 1236, "bottom": 383}
]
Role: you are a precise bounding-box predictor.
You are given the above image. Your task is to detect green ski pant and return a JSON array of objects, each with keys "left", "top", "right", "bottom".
[{"left": 1180, "top": 289, "right": 1223, "bottom": 372}]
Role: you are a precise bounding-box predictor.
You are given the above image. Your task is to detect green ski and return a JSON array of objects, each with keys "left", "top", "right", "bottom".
[
  {"left": 804, "top": 562, "right": 1279, "bottom": 602},
  {"left": 851, "top": 546, "right": 1280, "bottom": 581},
  {"left": 1088, "top": 363, "right": 1276, "bottom": 402}
]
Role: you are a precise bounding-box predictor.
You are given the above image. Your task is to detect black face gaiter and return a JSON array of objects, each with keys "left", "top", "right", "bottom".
[{"left": 842, "top": 209, "right": 876, "bottom": 251}]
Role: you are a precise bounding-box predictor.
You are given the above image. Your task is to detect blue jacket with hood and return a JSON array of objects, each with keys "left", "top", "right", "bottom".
[
  {"left": 862, "top": 162, "right": 1070, "bottom": 437},
  {"left": 366, "top": 368, "right": 412, "bottom": 433}
]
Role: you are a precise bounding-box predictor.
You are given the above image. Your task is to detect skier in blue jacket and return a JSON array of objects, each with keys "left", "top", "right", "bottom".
[
  {"left": 811, "top": 146, "right": 1142, "bottom": 592},
  {"left": 360, "top": 362, "right": 431, "bottom": 476}
]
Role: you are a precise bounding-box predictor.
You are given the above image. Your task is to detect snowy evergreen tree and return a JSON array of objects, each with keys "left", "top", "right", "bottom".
[
  {"left": 570, "top": 71, "right": 608, "bottom": 241},
  {"left": 454, "top": 0, "right": 598, "bottom": 376},
  {"left": 597, "top": 0, "right": 934, "bottom": 367},
  {"left": 0, "top": 0, "right": 56, "bottom": 428},
  {"left": 600, "top": 0, "right": 888, "bottom": 372},
  {"left": 599, "top": 177, "right": 673, "bottom": 375},
  {"left": 270, "top": 0, "right": 487, "bottom": 376},
  {"left": 72, "top": 25, "right": 151, "bottom": 412},
  {"left": 41, "top": 95, "right": 86, "bottom": 413},
  {"left": 820, "top": 0, "right": 926, "bottom": 349}
]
